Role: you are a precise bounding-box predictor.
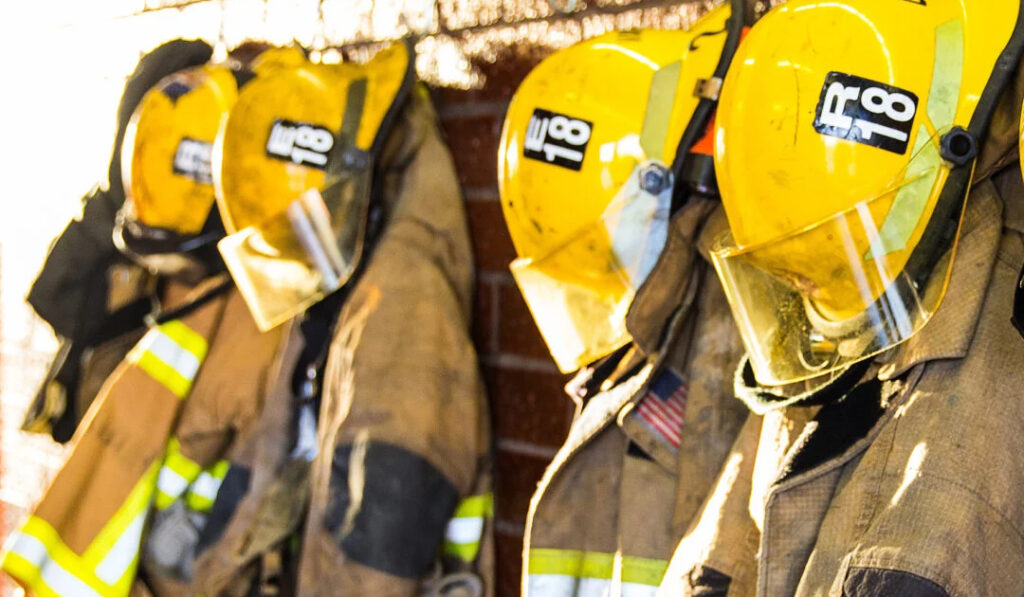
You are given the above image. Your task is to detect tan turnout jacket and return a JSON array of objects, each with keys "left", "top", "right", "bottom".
[
  {"left": 657, "top": 57, "right": 1024, "bottom": 597},
  {"left": 297, "top": 90, "right": 494, "bottom": 597},
  {"left": 2, "top": 277, "right": 285, "bottom": 597},
  {"left": 522, "top": 199, "right": 749, "bottom": 597}
]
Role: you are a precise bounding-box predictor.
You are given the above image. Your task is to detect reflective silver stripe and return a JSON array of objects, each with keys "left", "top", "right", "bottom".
[
  {"left": 527, "top": 575, "right": 612, "bottom": 597},
  {"left": 94, "top": 508, "right": 146, "bottom": 585},
  {"left": 190, "top": 469, "right": 224, "bottom": 502},
  {"left": 156, "top": 465, "right": 190, "bottom": 499},
  {"left": 7, "top": 532, "right": 103, "bottom": 597},
  {"left": 445, "top": 516, "right": 484, "bottom": 545},
  {"left": 147, "top": 331, "right": 201, "bottom": 382},
  {"left": 527, "top": 574, "right": 579, "bottom": 596},
  {"left": 622, "top": 582, "right": 658, "bottom": 597},
  {"left": 525, "top": 577, "right": 657, "bottom": 597}
]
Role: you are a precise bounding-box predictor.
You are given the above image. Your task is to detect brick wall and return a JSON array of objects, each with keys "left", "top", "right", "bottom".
[{"left": 433, "top": 54, "right": 575, "bottom": 596}]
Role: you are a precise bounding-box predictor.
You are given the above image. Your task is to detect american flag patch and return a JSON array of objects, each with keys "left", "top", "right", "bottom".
[{"left": 635, "top": 369, "right": 688, "bottom": 449}]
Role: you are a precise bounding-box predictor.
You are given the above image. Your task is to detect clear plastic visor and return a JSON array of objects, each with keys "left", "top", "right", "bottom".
[
  {"left": 511, "top": 161, "right": 673, "bottom": 373},
  {"left": 218, "top": 166, "right": 372, "bottom": 331},
  {"left": 711, "top": 130, "right": 967, "bottom": 385}
]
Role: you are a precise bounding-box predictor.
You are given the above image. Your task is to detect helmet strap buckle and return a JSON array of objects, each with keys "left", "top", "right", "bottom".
[{"left": 693, "top": 76, "right": 723, "bottom": 101}]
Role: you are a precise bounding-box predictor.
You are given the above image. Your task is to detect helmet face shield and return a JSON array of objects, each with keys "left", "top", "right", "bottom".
[
  {"left": 214, "top": 41, "right": 412, "bottom": 330},
  {"left": 711, "top": 130, "right": 964, "bottom": 384},
  {"left": 511, "top": 161, "right": 673, "bottom": 372},
  {"left": 711, "top": 0, "right": 1023, "bottom": 386},
  {"left": 498, "top": 8, "right": 735, "bottom": 373},
  {"left": 218, "top": 163, "right": 373, "bottom": 331}
]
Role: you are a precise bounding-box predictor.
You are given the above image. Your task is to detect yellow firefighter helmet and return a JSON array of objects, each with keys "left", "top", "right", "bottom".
[
  {"left": 214, "top": 41, "right": 414, "bottom": 331},
  {"left": 121, "top": 64, "right": 238, "bottom": 237},
  {"left": 711, "top": 0, "right": 1024, "bottom": 385},
  {"left": 498, "top": 4, "right": 737, "bottom": 373},
  {"left": 116, "top": 64, "right": 242, "bottom": 276}
]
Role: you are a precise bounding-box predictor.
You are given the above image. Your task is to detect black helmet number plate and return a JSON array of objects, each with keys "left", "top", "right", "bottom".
[
  {"left": 266, "top": 119, "right": 335, "bottom": 170},
  {"left": 523, "top": 108, "right": 593, "bottom": 171},
  {"left": 813, "top": 72, "right": 918, "bottom": 155}
]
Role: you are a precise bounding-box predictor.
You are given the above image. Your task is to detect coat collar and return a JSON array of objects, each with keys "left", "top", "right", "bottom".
[{"left": 878, "top": 181, "right": 1004, "bottom": 380}]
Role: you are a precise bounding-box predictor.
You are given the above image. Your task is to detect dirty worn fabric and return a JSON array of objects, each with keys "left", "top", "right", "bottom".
[
  {"left": 2, "top": 277, "right": 283, "bottom": 597},
  {"left": 658, "top": 62, "right": 1024, "bottom": 597},
  {"left": 298, "top": 91, "right": 493, "bottom": 597},
  {"left": 185, "top": 322, "right": 305, "bottom": 597},
  {"left": 523, "top": 198, "right": 748, "bottom": 597}
]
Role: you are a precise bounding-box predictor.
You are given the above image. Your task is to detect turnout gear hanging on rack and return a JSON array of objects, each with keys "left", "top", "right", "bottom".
[
  {"left": 22, "top": 39, "right": 214, "bottom": 442},
  {"left": 213, "top": 41, "right": 494, "bottom": 595},
  {"left": 2, "top": 276, "right": 285, "bottom": 597},
  {"left": 497, "top": 4, "right": 751, "bottom": 595},
  {"left": 658, "top": 1, "right": 1024, "bottom": 595},
  {"left": 2, "top": 46, "right": 293, "bottom": 597}
]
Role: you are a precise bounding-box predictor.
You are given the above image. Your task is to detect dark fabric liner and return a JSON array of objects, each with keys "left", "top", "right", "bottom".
[
  {"left": 777, "top": 376, "right": 886, "bottom": 484},
  {"left": 735, "top": 356, "right": 871, "bottom": 414},
  {"left": 843, "top": 567, "right": 949, "bottom": 597},
  {"left": 324, "top": 440, "right": 458, "bottom": 579},
  {"left": 686, "top": 565, "right": 732, "bottom": 597},
  {"left": 197, "top": 464, "right": 253, "bottom": 553}
]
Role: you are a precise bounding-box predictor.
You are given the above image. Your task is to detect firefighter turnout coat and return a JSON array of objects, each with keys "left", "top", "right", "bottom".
[
  {"left": 522, "top": 198, "right": 749, "bottom": 597},
  {"left": 656, "top": 57, "right": 1024, "bottom": 597},
  {"left": 295, "top": 89, "right": 494, "bottom": 597}
]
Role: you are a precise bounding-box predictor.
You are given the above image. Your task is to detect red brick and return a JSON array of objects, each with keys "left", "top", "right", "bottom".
[
  {"left": 495, "top": 527, "right": 526, "bottom": 597},
  {"left": 495, "top": 449, "right": 552, "bottom": 525},
  {"left": 497, "top": 281, "right": 556, "bottom": 362},
  {"left": 467, "top": 199, "right": 518, "bottom": 273},
  {"left": 484, "top": 364, "right": 572, "bottom": 447},
  {"left": 439, "top": 114, "right": 501, "bottom": 188}
]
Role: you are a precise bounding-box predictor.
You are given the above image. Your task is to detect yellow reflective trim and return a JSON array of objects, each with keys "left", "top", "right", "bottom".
[
  {"left": 154, "top": 438, "right": 203, "bottom": 509},
  {"left": 868, "top": 17, "right": 964, "bottom": 260},
  {"left": 621, "top": 555, "right": 669, "bottom": 587},
  {"left": 528, "top": 549, "right": 613, "bottom": 580},
  {"left": 163, "top": 438, "right": 203, "bottom": 480},
  {"left": 4, "top": 516, "right": 112, "bottom": 597},
  {"left": 443, "top": 541, "right": 480, "bottom": 562},
  {"left": 865, "top": 125, "right": 942, "bottom": 259},
  {"left": 640, "top": 60, "right": 682, "bottom": 161},
  {"left": 154, "top": 489, "right": 177, "bottom": 511},
  {"left": 184, "top": 494, "right": 213, "bottom": 513},
  {"left": 82, "top": 460, "right": 159, "bottom": 567},
  {"left": 3, "top": 549, "right": 101, "bottom": 597},
  {"left": 452, "top": 493, "right": 494, "bottom": 518},
  {"left": 527, "top": 549, "right": 668, "bottom": 586},
  {"left": 127, "top": 320, "right": 208, "bottom": 399},
  {"left": 133, "top": 350, "right": 192, "bottom": 398},
  {"left": 158, "top": 320, "right": 208, "bottom": 362},
  {"left": 925, "top": 18, "right": 965, "bottom": 132},
  {"left": 185, "top": 459, "right": 230, "bottom": 512}
]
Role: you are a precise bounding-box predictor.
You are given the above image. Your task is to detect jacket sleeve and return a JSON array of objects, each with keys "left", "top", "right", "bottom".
[
  {"left": 1, "top": 286, "right": 227, "bottom": 597},
  {"left": 298, "top": 93, "right": 492, "bottom": 597}
]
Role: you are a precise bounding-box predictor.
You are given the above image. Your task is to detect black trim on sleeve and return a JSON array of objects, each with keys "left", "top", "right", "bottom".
[{"left": 324, "top": 440, "right": 459, "bottom": 579}]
